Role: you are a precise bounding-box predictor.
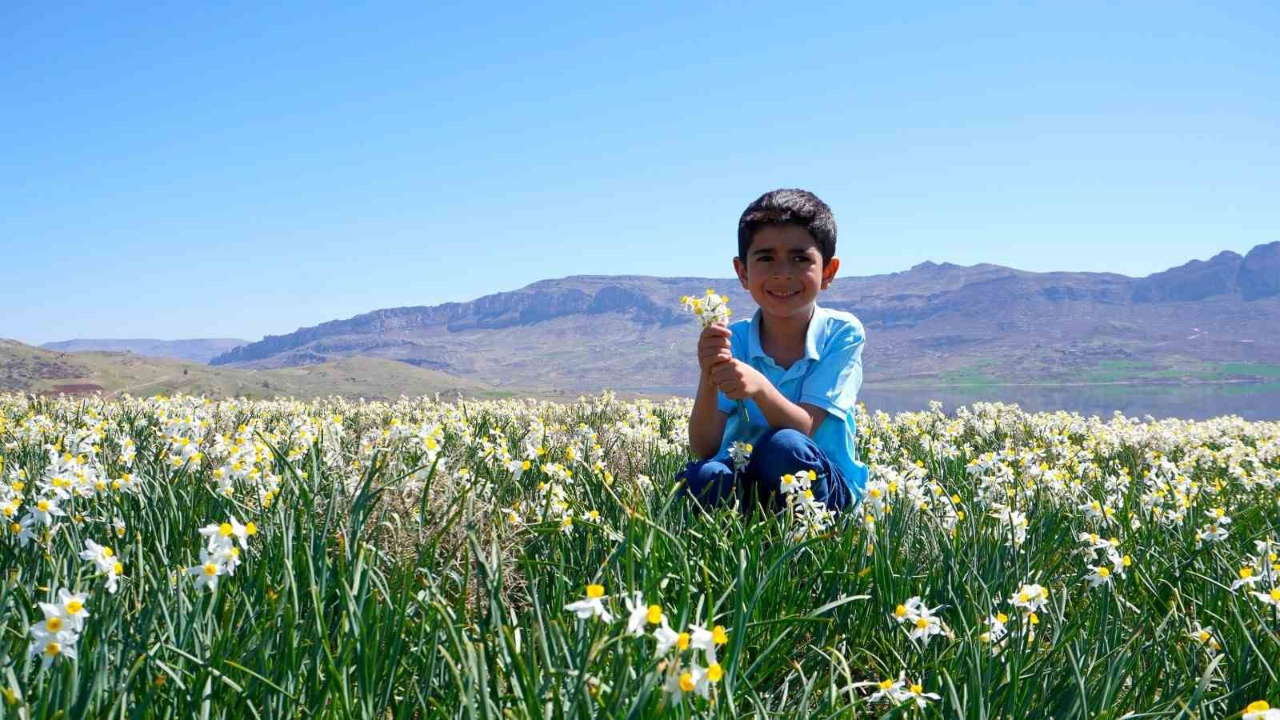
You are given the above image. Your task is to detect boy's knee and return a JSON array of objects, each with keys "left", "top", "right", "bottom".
[
  {"left": 755, "top": 429, "right": 818, "bottom": 471},
  {"left": 679, "top": 459, "right": 735, "bottom": 506},
  {"left": 757, "top": 428, "right": 810, "bottom": 453}
]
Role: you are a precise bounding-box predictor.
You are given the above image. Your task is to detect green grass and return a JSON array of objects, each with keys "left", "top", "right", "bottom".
[
  {"left": 1219, "top": 363, "right": 1280, "bottom": 379},
  {"left": 937, "top": 361, "right": 1000, "bottom": 387},
  {"left": 1079, "top": 360, "right": 1227, "bottom": 383},
  {"left": 0, "top": 393, "right": 1277, "bottom": 717}
]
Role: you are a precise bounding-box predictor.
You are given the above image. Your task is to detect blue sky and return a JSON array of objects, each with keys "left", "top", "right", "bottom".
[{"left": 3, "top": 1, "right": 1278, "bottom": 345}]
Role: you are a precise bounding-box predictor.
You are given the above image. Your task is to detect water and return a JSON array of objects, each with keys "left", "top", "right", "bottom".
[
  {"left": 858, "top": 383, "right": 1280, "bottom": 421},
  {"left": 623, "top": 383, "right": 1280, "bottom": 421}
]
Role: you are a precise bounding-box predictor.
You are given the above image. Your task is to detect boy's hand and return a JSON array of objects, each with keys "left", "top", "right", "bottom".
[
  {"left": 710, "top": 359, "right": 768, "bottom": 401},
  {"left": 697, "top": 323, "right": 733, "bottom": 378}
]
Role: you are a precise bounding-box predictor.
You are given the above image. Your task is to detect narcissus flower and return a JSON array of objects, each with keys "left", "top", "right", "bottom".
[
  {"left": 565, "top": 584, "right": 613, "bottom": 622},
  {"left": 1243, "top": 700, "right": 1280, "bottom": 720}
]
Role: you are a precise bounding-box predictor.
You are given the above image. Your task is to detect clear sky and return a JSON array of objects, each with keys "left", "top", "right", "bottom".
[{"left": 3, "top": 1, "right": 1278, "bottom": 345}]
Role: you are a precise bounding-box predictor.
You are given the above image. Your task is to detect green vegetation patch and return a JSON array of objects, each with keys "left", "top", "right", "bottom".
[{"left": 1218, "top": 363, "right": 1280, "bottom": 379}]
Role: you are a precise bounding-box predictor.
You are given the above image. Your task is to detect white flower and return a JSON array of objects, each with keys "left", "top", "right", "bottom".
[
  {"left": 30, "top": 497, "right": 65, "bottom": 526},
  {"left": 1085, "top": 565, "right": 1114, "bottom": 588},
  {"left": 728, "top": 441, "right": 753, "bottom": 472},
  {"left": 905, "top": 681, "right": 942, "bottom": 709},
  {"left": 187, "top": 549, "right": 227, "bottom": 592},
  {"left": 79, "top": 539, "right": 116, "bottom": 573},
  {"left": 199, "top": 516, "right": 253, "bottom": 552},
  {"left": 1252, "top": 586, "right": 1280, "bottom": 608},
  {"left": 54, "top": 589, "right": 90, "bottom": 632},
  {"left": 856, "top": 672, "right": 911, "bottom": 705},
  {"left": 689, "top": 623, "right": 719, "bottom": 663},
  {"left": 1010, "top": 583, "right": 1050, "bottom": 613},
  {"left": 564, "top": 584, "right": 613, "bottom": 623},
  {"left": 1243, "top": 701, "right": 1280, "bottom": 720},
  {"left": 981, "top": 611, "right": 1011, "bottom": 652},
  {"left": 28, "top": 623, "right": 79, "bottom": 670},
  {"left": 1232, "top": 566, "right": 1264, "bottom": 590},
  {"left": 653, "top": 619, "right": 681, "bottom": 657},
  {"left": 623, "top": 591, "right": 649, "bottom": 637},
  {"left": 1187, "top": 623, "right": 1220, "bottom": 652}
]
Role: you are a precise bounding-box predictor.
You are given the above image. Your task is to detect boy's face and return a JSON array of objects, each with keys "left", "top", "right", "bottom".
[{"left": 733, "top": 224, "right": 839, "bottom": 322}]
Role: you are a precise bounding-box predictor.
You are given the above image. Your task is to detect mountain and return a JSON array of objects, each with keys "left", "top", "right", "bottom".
[
  {"left": 208, "top": 242, "right": 1280, "bottom": 394},
  {"left": 41, "top": 338, "right": 251, "bottom": 364},
  {"left": 0, "top": 339, "right": 510, "bottom": 401}
]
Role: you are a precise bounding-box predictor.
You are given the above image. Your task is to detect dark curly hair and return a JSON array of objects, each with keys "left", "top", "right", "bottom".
[{"left": 737, "top": 188, "right": 837, "bottom": 265}]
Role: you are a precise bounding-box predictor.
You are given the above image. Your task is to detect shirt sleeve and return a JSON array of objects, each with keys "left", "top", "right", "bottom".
[
  {"left": 798, "top": 318, "right": 865, "bottom": 422},
  {"left": 717, "top": 389, "right": 736, "bottom": 416}
]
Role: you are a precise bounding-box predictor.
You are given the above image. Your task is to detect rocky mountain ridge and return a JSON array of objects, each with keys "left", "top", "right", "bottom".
[{"left": 205, "top": 243, "right": 1280, "bottom": 394}]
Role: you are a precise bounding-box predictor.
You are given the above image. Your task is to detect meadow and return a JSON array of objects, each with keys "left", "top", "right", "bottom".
[{"left": 0, "top": 391, "right": 1278, "bottom": 718}]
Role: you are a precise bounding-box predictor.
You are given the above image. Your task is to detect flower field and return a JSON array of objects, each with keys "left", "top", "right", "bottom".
[{"left": 1, "top": 392, "right": 1278, "bottom": 718}]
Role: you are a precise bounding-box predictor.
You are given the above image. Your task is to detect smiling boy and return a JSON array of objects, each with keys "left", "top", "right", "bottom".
[{"left": 682, "top": 188, "right": 868, "bottom": 511}]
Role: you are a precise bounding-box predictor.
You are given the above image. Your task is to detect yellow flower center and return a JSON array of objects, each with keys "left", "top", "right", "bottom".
[
  {"left": 102, "top": 546, "right": 114, "bottom": 557},
  {"left": 677, "top": 632, "right": 690, "bottom": 650},
  {"left": 895, "top": 604, "right": 907, "bottom": 617},
  {"left": 647, "top": 605, "right": 662, "bottom": 624},
  {"left": 1246, "top": 701, "right": 1270, "bottom": 713},
  {"left": 915, "top": 618, "right": 929, "bottom": 629},
  {"left": 679, "top": 672, "right": 695, "bottom": 692},
  {"left": 1099, "top": 567, "right": 1110, "bottom": 578},
  {"left": 707, "top": 663, "right": 723, "bottom": 682},
  {"left": 878, "top": 679, "right": 894, "bottom": 690},
  {"left": 203, "top": 563, "right": 218, "bottom": 576},
  {"left": 219, "top": 523, "right": 233, "bottom": 537},
  {"left": 586, "top": 584, "right": 604, "bottom": 599},
  {"left": 113, "top": 562, "right": 124, "bottom": 575},
  {"left": 47, "top": 617, "right": 63, "bottom": 632},
  {"left": 910, "top": 683, "right": 923, "bottom": 694},
  {"left": 712, "top": 625, "right": 728, "bottom": 644},
  {"left": 996, "top": 612, "right": 1008, "bottom": 624},
  {"left": 245, "top": 522, "right": 258, "bottom": 536},
  {"left": 65, "top": 600, "right": 83, "bottom": 615},
  {"left": 37, "top": 500, "right": 50, "bottom": 512},
  {"left": 44, "top": 642, "right": 60, "bottom": 657},
  {"left": 1241, "top": 567, "right": 1254, "bottom": 579}
]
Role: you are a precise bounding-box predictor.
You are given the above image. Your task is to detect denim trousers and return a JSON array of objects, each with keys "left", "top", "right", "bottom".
[{"left": 679, "top": 428, "right": 851, "bottom": 511}]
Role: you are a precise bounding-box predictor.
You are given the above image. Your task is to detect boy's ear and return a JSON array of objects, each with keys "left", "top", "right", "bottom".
[
  {"left": 821, "top": 257, "right": 840, "bottom": 289},
  {"left": 733, "top": 256, "right": 749, "bottom": 289}
]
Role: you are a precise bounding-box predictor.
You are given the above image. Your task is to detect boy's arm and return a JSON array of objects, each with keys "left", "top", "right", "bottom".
[
  {"left": 754, "top": 383, "right": 828, "bottom": 436},
  {"left": 689, "top": 371, "right": 729, "bottom": 459},
  {"left": 689, "top": 324, "right": 732, "bottom": 459},
  {"left": 710, "top": 360, "right": 827, "bottom": 436}
]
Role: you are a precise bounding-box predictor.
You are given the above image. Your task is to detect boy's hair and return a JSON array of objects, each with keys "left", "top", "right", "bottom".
[{"left": 737, "top": 188, "right": 837, "bottom": 265}]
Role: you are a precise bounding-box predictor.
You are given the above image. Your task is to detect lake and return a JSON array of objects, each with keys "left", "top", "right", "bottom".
[
  {"left": 626, "top": 383, "right": 1280, "bottom": 421},
  {"left": 859, "top": 383, "right": 1280, "bottom": 421}
]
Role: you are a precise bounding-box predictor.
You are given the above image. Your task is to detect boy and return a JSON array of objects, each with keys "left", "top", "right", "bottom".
[{"left": 681, "top": 188, "right": 868, "bottom": 511}]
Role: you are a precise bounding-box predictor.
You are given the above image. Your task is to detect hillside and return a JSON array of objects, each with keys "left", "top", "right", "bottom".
[
  {"left": 0, "top": 340, "right": 508, "bottom": 401},
  {"left": 40, "top": 338, "right": 250, "bottom": 363},
  {"left": 205, "top": 242, "right": 1280, "bottom": 394}
]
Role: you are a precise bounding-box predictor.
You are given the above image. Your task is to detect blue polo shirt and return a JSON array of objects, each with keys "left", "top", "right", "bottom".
[{"left": 716, "top": 304, "right": 869, "bottom": 496}]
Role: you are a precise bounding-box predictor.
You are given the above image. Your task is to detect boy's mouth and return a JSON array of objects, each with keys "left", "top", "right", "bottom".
[{"left": 766, "top": 289, "right": 799, "bottom": 300}]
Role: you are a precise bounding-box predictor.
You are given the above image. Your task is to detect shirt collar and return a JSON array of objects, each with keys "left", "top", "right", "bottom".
[{"left": 748, "top": 304, "right": 825, "bottom": 363}]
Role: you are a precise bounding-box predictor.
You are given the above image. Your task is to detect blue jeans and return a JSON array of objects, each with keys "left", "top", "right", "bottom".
[{"left": 679, "top": 428, "right": 851, "bottom": 511}]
